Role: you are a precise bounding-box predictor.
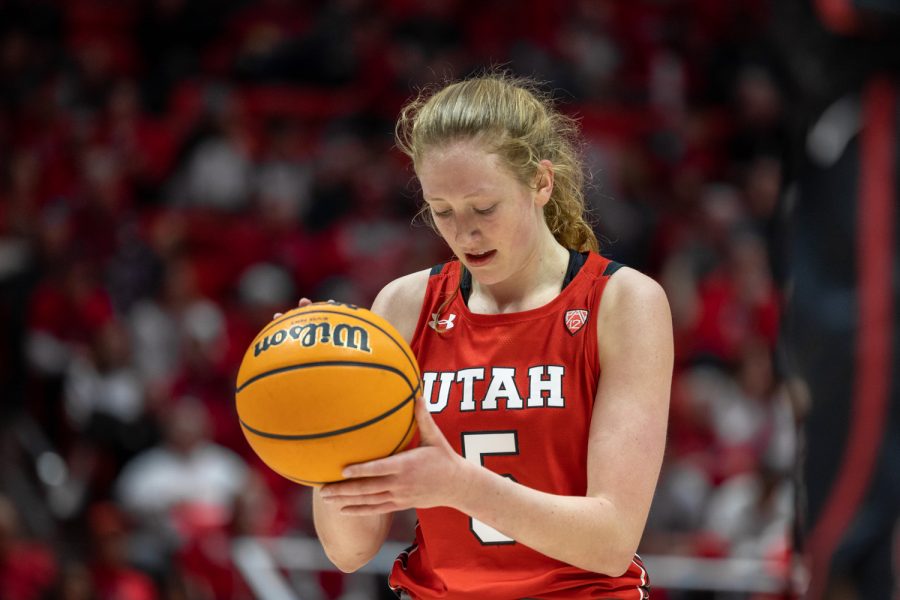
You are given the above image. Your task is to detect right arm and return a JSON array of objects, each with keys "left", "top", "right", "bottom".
[{"left": 312, "top": 269, "right": 430, "bottom": 572}]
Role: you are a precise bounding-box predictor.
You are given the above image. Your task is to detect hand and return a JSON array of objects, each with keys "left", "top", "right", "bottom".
[
  {"left": 273, "top": 297, "right": 313, "bottom": 320},
  {"left": 318, "top": 397, "right": 472, "bottom": 515}
]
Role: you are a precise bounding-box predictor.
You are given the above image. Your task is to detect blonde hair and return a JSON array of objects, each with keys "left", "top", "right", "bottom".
[{"left": 395, "top": 72, "right": 598, "bottom": 253}]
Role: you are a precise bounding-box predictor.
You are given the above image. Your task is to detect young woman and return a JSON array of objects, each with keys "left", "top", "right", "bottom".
[{"left": 309, "top": 74, "right": 672, "bottom": 599}]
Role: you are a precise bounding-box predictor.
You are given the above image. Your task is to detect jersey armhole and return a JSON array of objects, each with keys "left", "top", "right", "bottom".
[
  {"left": 589, "top": 258, "right": 628, "bottom": 381},
  {"left": 602, "top": 260, "right": 625, "bottom": 277}
]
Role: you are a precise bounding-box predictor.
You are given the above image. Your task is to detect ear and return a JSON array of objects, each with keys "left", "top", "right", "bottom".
[{"left": 534, "top": 160, "right": 554, "bottom": 208}]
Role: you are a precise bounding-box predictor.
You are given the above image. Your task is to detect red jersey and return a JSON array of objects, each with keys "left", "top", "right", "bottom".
[{"left": 389, "top": 252, "right": 651, "bottom": 599}]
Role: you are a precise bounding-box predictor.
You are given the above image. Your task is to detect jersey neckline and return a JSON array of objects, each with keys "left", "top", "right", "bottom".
[{"left": 451, "top": 252, "right": 603, "bottom": 326}]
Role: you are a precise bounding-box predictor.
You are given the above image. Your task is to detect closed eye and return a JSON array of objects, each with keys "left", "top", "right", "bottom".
[
  {"left": 432, "top": 208, "right": 452, "bottom": 218},
  {"left": 474, "top": 204, "right": 497, "bottom": 215}
]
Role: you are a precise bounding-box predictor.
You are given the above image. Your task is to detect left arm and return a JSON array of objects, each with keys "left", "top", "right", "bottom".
[{"left": 319, "top": 268, "right": 673, "bottom": 576}]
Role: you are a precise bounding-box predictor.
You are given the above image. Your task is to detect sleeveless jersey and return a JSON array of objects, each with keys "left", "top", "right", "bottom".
[{"left": 388, "top": 252, "right": 651, "bottom": 600}]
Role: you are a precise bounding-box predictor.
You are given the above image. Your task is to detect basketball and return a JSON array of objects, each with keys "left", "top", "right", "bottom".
[{"left": 235, "top": 301, "right": 420, "bottom": 486}]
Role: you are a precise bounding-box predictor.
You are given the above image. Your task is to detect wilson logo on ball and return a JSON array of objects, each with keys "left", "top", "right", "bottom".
[
  {"left": 254, "top": 322, "right": 372, "bottom": 357},
  {"left": 236, "top": 302, "right": 420, "bottom": 486}
]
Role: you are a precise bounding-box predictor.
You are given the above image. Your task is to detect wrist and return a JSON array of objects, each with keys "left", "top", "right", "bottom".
[{"left": 446, "top": 454, "right": 480, "bottom": 511}]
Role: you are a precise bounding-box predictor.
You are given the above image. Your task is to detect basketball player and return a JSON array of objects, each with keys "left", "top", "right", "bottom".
[{"left": 308, "top": 74, "right": 672, "bottom": 599}]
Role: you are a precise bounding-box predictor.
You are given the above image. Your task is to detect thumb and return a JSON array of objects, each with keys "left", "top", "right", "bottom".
[{"left": 414, "top": 395, "right": 445, "bottom": 446}]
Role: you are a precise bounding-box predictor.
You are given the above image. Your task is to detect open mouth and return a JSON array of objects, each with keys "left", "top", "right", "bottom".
[{"left": 464, "top": 250, "right": 497, "bottom": 266}]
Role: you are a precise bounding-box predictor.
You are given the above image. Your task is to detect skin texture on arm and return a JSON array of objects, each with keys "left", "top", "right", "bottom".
[
  {"left": 320, "top": 267, "right": 673, "bottom": 576},
  {"left": 311, "top": 269, "right": 429, "bottom": 572}
]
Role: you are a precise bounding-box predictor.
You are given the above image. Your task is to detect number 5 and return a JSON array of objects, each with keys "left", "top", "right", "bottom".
[{"left": 461, "top": 431, "right": 518, "bottom": 545}]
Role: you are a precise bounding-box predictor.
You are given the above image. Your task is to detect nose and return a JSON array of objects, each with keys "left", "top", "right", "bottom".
[{"left": 452, "top": 213, "right": 481, "bottom": 246}]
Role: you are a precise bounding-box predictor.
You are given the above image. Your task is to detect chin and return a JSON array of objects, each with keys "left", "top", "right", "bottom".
[{"left": 465, "top": 265, "right": 505, "bottom": 286}]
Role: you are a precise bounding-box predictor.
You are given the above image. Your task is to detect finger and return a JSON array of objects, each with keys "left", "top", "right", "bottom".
[
  {"left": 322, "top": 475, "right": 394, "bottom": 497},
  {"left": 298, "top": 297, "right": 312, "bottom": 307},
  {"left": 321, "top": 491, "right": 394, "bottom": 507},
  {"left": 414, "top": 396, "right": 445, "bottom": 446},
  {"left": 342, "top": 455, "right": 404, "bottom": 479},
  {"left": 272, "top": 312, "right": 283, "bottom": 319},
  {"left": 339, "top": 502, "right": 401, "bottom": 515}
]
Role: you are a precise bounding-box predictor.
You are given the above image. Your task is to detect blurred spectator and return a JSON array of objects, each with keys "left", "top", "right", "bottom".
[
  {"left": 1, "top": 150, "right": 41, "bottom": 240},
  {"left": 26, "top": 258, "right": 113, "bottom": 378},
  {"left": 115, "top": 398, "right": 248, "bottom": 575},
  {"left": 46, "top": 561, "right": 95, "bottom": 600},
  {"left": 61, "top": 318, "right": 156, "bottom": 517},
  {"left": 99, "top": 78, "right": 178, "bottom": 206},
  {"left": 226, "top": 0, "right": 312, "bottom": 83},
  {"left": 678, "top": 229, "right": 780, "bottom": 363},
  {"left": 0, "top": 494, "right": 57, "bottom": 600},
  {"left": 129, "top": 256, "right": 209, "bottom": 397},
  {"left": 87, "top": 502, "right": 157, "bottom": 600},
  {"left": 254, "top": 118, "right": 313, "bottom": 225},
  {"left": 134, "top": 0, "right": 241, "bottom": 111},
  {"left": 729, "top": 63, "right": 786, "bottom": 164},
  {"left": 64, "top": 320, "right": 148, "bottom": 450},
  {"left": 702, "top": 463, "right": 792, "bottom": 560},
  {"left": 234, "top": 262, "right": 296, "bottom": 330},
  {"left": 167, "top": 300, "right": 242, "bottom": 451},
  {"left": 168, "top": 92, "right": 256, "bottom": 212},
  {"left": 336, "top": 159, "right": 417, "bottom": 302},
  {"left": 557, "top": 0, "right": 622, "bottom": 102},
  {"left": 173, "top": 472, "right": 280, "bottom": 600}
]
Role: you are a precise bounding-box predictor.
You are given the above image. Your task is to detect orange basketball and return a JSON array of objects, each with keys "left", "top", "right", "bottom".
[{"left": 235, "top": 301, "right": 420, "bottom": 486}]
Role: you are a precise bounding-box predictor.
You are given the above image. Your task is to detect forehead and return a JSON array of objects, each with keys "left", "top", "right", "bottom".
[{"left": 417, "top": 141, "right": 520, "bottom": 201}]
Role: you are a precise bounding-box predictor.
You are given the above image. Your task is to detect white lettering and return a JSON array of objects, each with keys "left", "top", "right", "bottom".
[
  {"left": 422, "top": 372, "right": 454, "bottom": 412},
  {"left": 527, "top": 365, "right": 565, "bottom": 407},
  {"left": 422, "top": 365, "right": 565, "bottom": 412},
  {"left": 482, "top": 367, "right": 522, "bottom": 410},
  {"left": 456, "top": 368, "right": 484, "bottom": 412}
]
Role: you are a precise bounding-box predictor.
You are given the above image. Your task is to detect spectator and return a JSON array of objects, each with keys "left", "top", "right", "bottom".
[
  {"left": 46, "top": 561, "right": 95, "bottom": 600},
  {"left": 115, "top": 398, "right": 248, "bottom": 575},
  {"left": 87, "top": 502, "right": 158, "bottom": 600},
  {"left": 168, "top": 92, "right": 256, "bottom": 212},
  {"left": 0, "top": 495, "right": 57, "bottom": 600},
  {"left": 64, "top": 320, "right": 149, "bottom": 454}
]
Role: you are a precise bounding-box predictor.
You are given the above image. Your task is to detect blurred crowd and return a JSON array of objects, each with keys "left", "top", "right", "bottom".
[{"left": 0, "top": 0, "right": 796, "bottom": 598}]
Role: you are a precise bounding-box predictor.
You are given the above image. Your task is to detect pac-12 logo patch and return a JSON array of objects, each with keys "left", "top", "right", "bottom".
[{"left": 564, "top": 309, "right": 589, "bottom": 335}]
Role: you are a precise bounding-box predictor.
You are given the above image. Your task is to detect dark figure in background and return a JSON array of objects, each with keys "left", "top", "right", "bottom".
[{"left": 774, "top": 1, "right": 900, "bottom": 598}]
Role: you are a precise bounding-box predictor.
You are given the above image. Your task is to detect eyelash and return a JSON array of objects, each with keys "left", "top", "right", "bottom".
[{"left": 432, "top": 205, "right": 496, "bottom": 218}]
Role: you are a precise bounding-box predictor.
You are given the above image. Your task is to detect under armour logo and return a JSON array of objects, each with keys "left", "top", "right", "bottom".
[{"left": 429, "top": 312, "right": 456, "bottom": 331}]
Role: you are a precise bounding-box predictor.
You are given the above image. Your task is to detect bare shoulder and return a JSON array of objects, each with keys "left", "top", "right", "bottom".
[
  {"left": 599, "top": 266, "right": 670, "bottom": 317},
  {"left": 370, "top": 268, "right": 431, "bottom": 344},
  {"left": 596, "top": 267, "right": 672, "bottom": 358}
]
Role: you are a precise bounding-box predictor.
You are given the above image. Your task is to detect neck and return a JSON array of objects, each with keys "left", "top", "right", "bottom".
[{"left": 469, "top": 228, "right": 571, "bottom": 314}]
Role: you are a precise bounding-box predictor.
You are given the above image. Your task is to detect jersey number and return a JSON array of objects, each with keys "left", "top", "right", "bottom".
[{"left": 461, "top": 431, "right": 519, "bottom": 545}]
